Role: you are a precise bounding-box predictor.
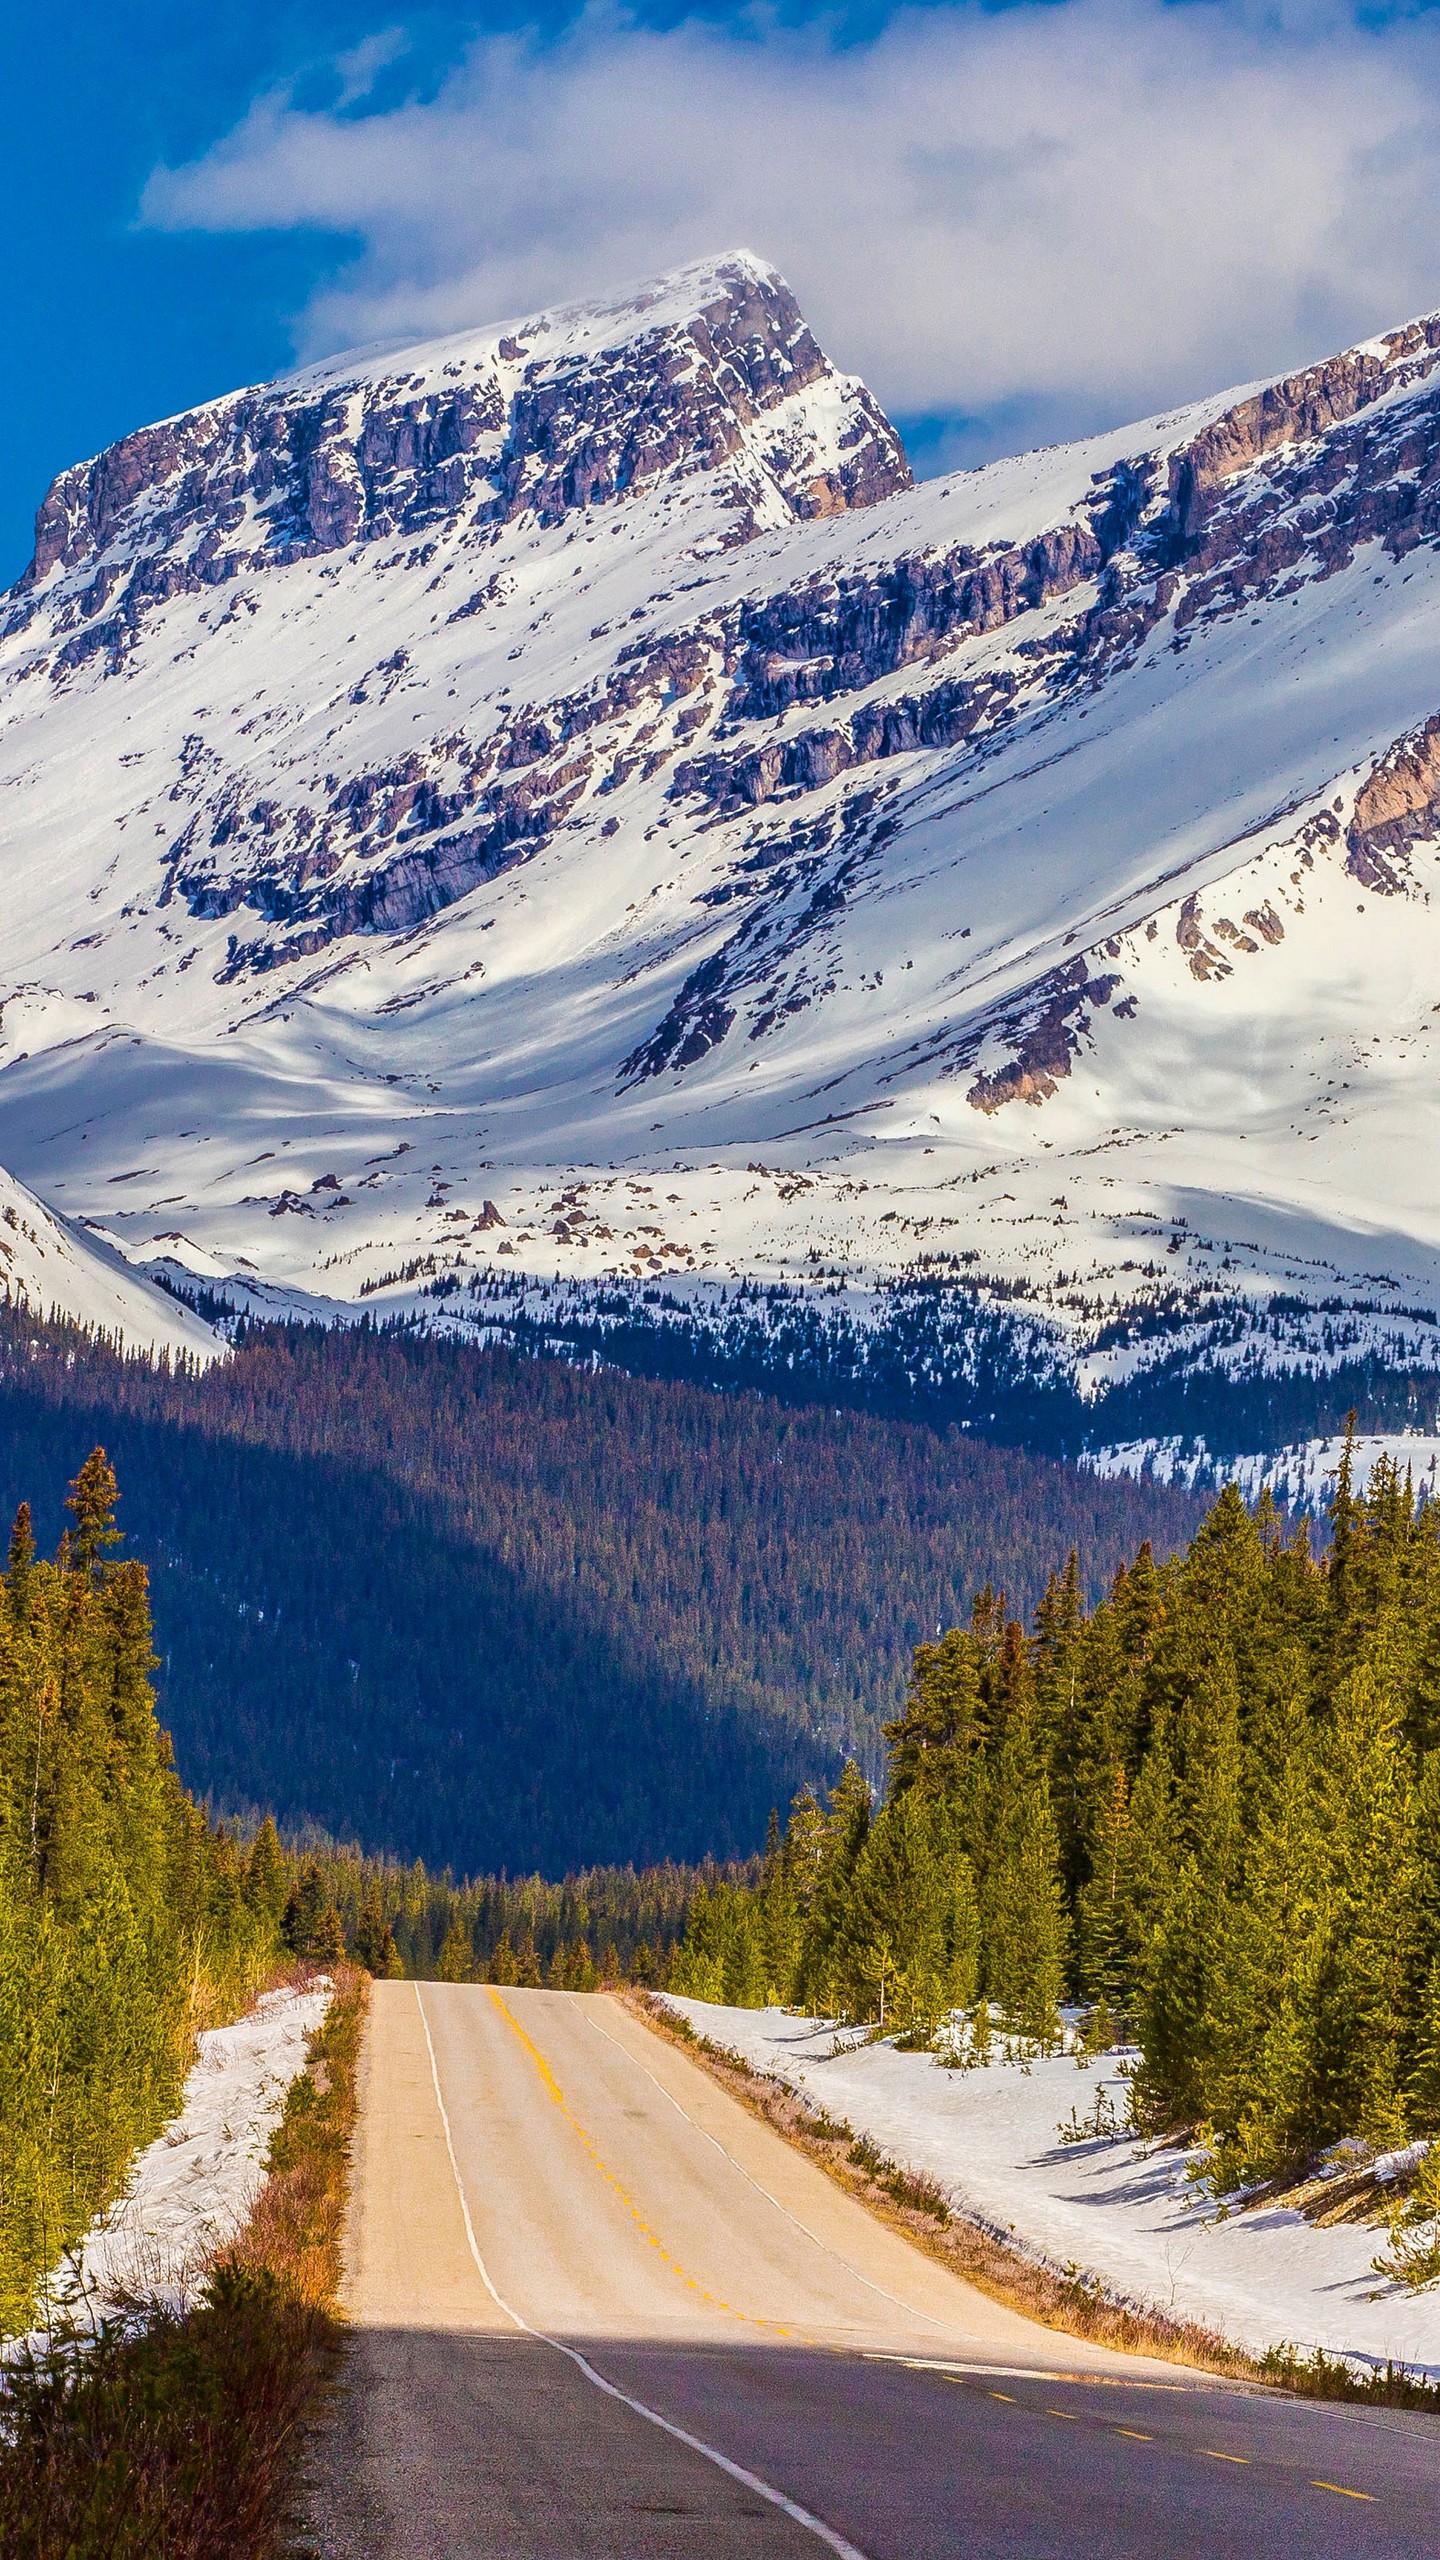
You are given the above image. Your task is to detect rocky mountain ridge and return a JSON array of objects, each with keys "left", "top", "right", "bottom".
[{"left": 3, "top": 252, "right": 1440, "bottom": 1442}]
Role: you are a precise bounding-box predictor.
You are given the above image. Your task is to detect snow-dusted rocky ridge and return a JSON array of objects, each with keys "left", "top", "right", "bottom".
[{"left": 7, "top": 249, "right": 1440, "bottom": 1440}]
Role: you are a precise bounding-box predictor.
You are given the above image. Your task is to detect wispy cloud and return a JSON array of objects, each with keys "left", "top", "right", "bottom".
[
  {"left": 141, "top": 0, "right": 1440, "bottom": 439},
  {"left": 333, "top": 28, "right": 411, "bottom": 112}
]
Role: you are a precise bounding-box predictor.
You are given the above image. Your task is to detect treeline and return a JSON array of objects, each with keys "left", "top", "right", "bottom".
[
  {"left": 0, "top": 1453, "right": 280, "bottom": 2335},
  {"left": 280, "top": 1836, "right": 746, "bottom": 1988},
  {"left": 675, "top": 1454, "right": 1440, "bottom": 2184},
  {"left": 0, "top": 1311, "right": 1203, "bottom": 1874},
  {"left": 444, "top": 1265, "right": 1440, "bottom": 1459}
]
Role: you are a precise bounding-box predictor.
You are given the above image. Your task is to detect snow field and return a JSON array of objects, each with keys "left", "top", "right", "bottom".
[{"left": 1089, "top": 1431, "right": 1440, "bottom": 1508}]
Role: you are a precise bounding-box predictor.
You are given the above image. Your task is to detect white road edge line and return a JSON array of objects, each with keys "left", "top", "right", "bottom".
[
  {"left": 580, "top": 1996, "right": 952, "bottom": 2335},
  {"left": 413, "top": 1983, "right": 874, "bottom": 2560},
  {"left": 868, "top": 2355, "right": 1191, "bottom": 2391}
]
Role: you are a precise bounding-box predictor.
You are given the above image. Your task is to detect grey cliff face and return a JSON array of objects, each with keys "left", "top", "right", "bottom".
[{"left": 11, "top": 260, "right": 909, "bottom": 669}]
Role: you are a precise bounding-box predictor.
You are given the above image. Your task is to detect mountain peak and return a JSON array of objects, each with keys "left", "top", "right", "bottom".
[
  {"left": 282, "top": 248, "right": 796, "bottom": 395},
  {"left": 12, "top": 253, "right": 909, "bottom": 621},
  {"left": 13, "top": 264, "right": 1440, "bottom": 1456}
]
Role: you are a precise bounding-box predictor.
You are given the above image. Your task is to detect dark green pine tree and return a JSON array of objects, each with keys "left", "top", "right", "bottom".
[
  {"left": 436, "top": 1916, "right": 474, "bottom": 1981},
  {"left": 282, "top": 1859, "right": 344, "bottom": 1961},
  {"left": 1324, "top": 1418, "right": 1366, "bottom": 1658},
  {"left": 488, "top": 1927, "right": 519, "bottom": 1985},
  {"left": 795, "top": 1761, "right": 872, "bottom": 2017},
  {"left": 834, "top": 1789, "right": 979, "bottom": 2035},
  {"left": 1405, "top": 1956, "right": 1440, "bottom": 2134},
  {"left": 883, "top": 1628, "right": 984, "bottom": 1807},
  {"left": 356, "top": 1884, "right": 402, "bottom": 1977},
  {"left": 1138, "top": 1643, "right": 1244, "bottom": 2125},
  {"left": 1304, "top": 1662, "right": 1418, "bottom": 2150},
  {"left": 244, "top": 1815, "right": 289, "bottom": 1927},
  {"left": 978, "top": 1628, "right": 1069, "bottom": 2042},
  {"left": 1075, "top": 1762, "right": 1131, "bottom": 2006},
  {"left": 1033, "top": 1548, "right": 1084, "bottom": 1758},
  {"left": 65, "top": 1447, "right": 122, "bottom": 1579},
  {"left": 6, "top": 1504, "right": 33, "bottom": 1619}
]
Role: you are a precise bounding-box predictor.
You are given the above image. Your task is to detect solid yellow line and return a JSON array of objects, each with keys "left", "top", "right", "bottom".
[
  {"left": 485, "top": 1987, "right": 792, "bottom": 2337},
  {"left": 1312, "top": 2481, "right": 1375, "bottom": 2502}
]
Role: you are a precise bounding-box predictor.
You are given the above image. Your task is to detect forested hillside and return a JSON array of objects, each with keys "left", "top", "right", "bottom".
[
  {"left": 0, "top": 1451, "right": 277, "bottom": 2333},
  {"left": 297, "top": 1838, "right": 736, "bottom": 1989},
  {"left": 676, "top": 1454, "right": 1440, "bottom": 2185},
  {"left": 0, "top": 1314, "right": 1203, "bottom": 1873}
]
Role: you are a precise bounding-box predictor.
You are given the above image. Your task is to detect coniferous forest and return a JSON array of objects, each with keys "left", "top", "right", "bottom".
[
  {"left": 0, "top": 1452, "right": 278, "bottom": 2333},
  {"left": 0, "top": 1311, "right": 1202, "bottom": 1872},
  {"left": 10, "top": 1341, "right": 1440, "bottom": 2342},
  {"left": 674, "top": 1456, "right": 1440, "bottom": 2187}
]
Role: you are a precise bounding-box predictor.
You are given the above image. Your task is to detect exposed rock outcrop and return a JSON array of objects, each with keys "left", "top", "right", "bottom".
[
  {"left": 1347, "top": 715, "right": 1440, "bottom": 887},
  {"left": 1160, "top": 317, "right": 1440, "bottom": 558},
  {"left": 723, "top": 516, "right": 1107, "bottom": 722},
  {"left": 11, "top": 259, "right": 909, "bottom": 670},
  {"left": 965, "top": 962, "right": 1122, "bottom": 1113}
]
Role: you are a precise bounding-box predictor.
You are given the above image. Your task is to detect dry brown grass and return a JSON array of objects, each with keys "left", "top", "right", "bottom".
[
  {"left": 625, "top": 1993, "right": 1440, "bottom": 2411},
  {"left": 0, "top": 1964, "right": 367, "bottom": 2559}
]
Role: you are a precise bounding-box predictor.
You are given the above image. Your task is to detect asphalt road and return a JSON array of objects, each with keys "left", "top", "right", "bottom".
[{"left": 305, "top": 1981, "right": 1440, "bottom": 2558}]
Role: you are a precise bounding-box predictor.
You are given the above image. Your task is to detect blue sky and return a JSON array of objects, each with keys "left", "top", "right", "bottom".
[
  {"left": 8, "top": 0, "right": 1440, "bottom": 587},
  {"left": 1, "top": 7, "right": 463, "bottom": 582}
]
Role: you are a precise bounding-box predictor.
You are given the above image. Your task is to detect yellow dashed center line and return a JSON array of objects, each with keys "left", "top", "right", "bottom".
[
  {"left": 485, "top": 1988, "right": 792, "bottom": 2337},
  {"left": 952, "top": 2382, "right": 1380, "bottom": 2508}
]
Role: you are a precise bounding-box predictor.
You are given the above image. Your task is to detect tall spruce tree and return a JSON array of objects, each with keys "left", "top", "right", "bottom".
[{"left": 670, "top": 1462, "right": 1440, "bottom": 2183}]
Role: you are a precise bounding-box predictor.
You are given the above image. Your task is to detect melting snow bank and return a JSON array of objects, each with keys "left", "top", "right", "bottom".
[
  {"left": 16, "top": 1980, "right": 332, "bottom": 2349},
  {"left": 667, "top": 1998, "right": 1440, "bottom": 2377}
]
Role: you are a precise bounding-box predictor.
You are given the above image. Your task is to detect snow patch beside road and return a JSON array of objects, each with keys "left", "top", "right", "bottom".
[
  {"left": 668, "top": 1999, "right": 1440, "bottom": 2376},
  {"left": 26, "top": 1979, "right": 331, "bottom": 2344}
]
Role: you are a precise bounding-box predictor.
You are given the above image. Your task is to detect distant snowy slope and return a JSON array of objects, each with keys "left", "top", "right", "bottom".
[
  {"left": 0, "top": 1158, "right": 218, "bottom": 1361},
  {"left": 1090, "top": 1430, "right": 1440, "bottom": 1509},
  {"left": 4, "top": 253, "right": 1440, "bottom": 1434}
]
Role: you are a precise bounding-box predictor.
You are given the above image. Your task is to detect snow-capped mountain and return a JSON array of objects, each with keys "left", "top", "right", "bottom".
[{"left": 6, "top": 248, "right": 1440, "bottom": 1442}]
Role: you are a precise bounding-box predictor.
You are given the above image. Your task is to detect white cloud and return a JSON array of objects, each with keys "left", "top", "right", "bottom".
[
  {"left": 141, "top": 0, "right": 1440, "bottom": 436},
  {"left": 333, "top": 28, "right": 410, "bottom": 111}
]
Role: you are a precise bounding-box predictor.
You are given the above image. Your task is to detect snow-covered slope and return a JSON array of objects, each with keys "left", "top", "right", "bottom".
[
  {"left": 0, "top": 1158, "right": 217, "bottom": 1361},
  {"left": 22, "top": 1981, "right": 329, "bottom": 2343},
  {"left": 5, "top": 249, "right": 1440, "bottom": 1436}
]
